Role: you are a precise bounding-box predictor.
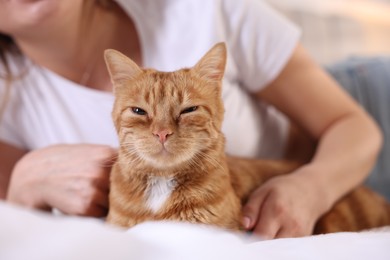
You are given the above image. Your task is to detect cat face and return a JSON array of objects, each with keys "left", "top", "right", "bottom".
[{"left": 105, "top": 43, "right": 226, "bottom": 169}]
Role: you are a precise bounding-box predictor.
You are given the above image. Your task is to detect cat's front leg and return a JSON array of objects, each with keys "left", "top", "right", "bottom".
[
  {"left": 163, "top": 195, "right": 242, "bottom": 231},
  {"left": 106, "top": 210, "right": 137, "bottom": 228}
]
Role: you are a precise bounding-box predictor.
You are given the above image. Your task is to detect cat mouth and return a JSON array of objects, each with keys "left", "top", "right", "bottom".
[
  {"left": 154, "top": 144, "right": 173, "bottom": 157},
  {"left": 146, "top": 146, "right": 182, "bottom": 168},
  {"left": 160, "top": 147, "right": 171, "bottom": 156}
]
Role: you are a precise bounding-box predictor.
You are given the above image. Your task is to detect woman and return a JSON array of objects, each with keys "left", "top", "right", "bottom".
[{"left": 0, "top": 0, "right": 384, "bottom": 239}]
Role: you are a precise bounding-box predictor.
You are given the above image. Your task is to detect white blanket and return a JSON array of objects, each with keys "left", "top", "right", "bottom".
[{"left": 0, "top": 202, "right": 389, "bottom": 260}]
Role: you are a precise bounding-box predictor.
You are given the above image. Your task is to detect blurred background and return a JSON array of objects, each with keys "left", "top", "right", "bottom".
[{"left": 266, "top": 0, "right": 390, "bottom": 65}]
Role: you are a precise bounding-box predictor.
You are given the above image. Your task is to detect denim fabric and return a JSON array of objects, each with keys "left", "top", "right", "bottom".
[{"left": 326, "top": 57, "right": 390, "bottom": 200}]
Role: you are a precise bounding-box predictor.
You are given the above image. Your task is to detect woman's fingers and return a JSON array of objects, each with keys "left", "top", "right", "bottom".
[
  {"left": 242, "top": 174, "right": 322, "bottom": 240},
  {"left": 7, "top": 144, "right": 116, "bottom": 218},
  {"left": 241, "top": 187, "right": 269, "bottom": 230}
]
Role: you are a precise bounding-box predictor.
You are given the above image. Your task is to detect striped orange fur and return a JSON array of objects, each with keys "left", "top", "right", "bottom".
[{"left": 104, "top": 43, "right": 390, "bottom": 233}]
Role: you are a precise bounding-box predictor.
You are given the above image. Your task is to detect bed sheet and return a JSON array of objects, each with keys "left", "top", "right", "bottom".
[{"left": 0, "top": 202, "right": 389, "bottom": 260}]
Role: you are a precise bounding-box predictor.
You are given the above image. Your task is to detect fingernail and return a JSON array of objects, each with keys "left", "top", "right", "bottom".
[{"left": 242, "top": 216, "right": 251, "bottom": 229}]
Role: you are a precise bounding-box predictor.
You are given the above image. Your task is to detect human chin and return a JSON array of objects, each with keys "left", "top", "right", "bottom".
[{"left": 0, "top": 0, "right": 61, "bottom": 32}]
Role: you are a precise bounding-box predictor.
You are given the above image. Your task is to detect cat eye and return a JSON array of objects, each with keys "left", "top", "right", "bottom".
[
  {"left": 181, "top": 106, "right": 198, "bottom": 114},
  {"left": 131, "top": 107, "right": 147, "bottom": 115}
]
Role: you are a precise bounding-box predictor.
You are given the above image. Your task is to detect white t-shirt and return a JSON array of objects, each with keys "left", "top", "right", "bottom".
[{"left": 0, "top": 0, "right": 300, "bottom": 159}]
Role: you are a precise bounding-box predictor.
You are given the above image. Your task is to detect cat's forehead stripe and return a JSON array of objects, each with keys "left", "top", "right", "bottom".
[
  {"left": 148, "top": 73, "right": 186, "bottom": 103},
  {"left": 136, "top": 71, "right": 206, "bottom": 117},
  {"left": 144, "top": 89, "right": 150, "bottom": 104}
]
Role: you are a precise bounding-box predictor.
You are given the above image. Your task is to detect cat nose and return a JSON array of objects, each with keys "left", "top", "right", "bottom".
[{"left": 153, "top": 130, "right": 173, "bottom": 143}]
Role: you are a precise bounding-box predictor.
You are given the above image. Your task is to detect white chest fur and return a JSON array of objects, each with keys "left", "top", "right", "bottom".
[{"left": 145, "top": 176, "right": 177, "bottom": 214}]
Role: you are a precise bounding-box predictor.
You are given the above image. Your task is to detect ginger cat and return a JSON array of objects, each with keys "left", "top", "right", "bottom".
[{"left": 104, "top": 43, "right": 390, "bottom": 234}]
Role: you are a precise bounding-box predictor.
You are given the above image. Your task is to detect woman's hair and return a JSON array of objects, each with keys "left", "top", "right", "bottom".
[
  {"left": 0, "top": 33, "right": 21, "bottom": 122},
  {"left": 0, "top": 34, "right": 19, "bottom": 80}
]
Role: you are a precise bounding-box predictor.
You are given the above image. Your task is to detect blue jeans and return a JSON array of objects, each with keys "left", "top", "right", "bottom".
[{"left": 326, "top": 57, "right": 390, "bottom": 201}]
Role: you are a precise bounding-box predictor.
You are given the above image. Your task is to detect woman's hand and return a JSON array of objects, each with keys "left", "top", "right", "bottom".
[
  {"left": 6, "top": 144, "right": 117, "bottom": 217},
  {"left": 241, "top": 167, "right": 331, "bottom": 239}
]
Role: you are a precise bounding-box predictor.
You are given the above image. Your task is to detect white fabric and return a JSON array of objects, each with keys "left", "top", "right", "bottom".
[
  {"left": 0, "top": 0, "right": 300, "bottom": 158},
  {"left": 1, "top": 202, "right": 390, "bottom": 260}
]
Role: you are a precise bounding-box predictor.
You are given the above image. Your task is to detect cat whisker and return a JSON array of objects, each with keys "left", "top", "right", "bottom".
[
  {"left": 188, "top": 154, "right": 204, "bottom": 169},
  {"left": 115, "top": 153, "right": 144, "bottom": 167},
  {"left": 118, "top": 146, "right": 142, "bottom": 159},
  {"left": 96, "top": 153, "right": 120, "bottom": 168},
  {"left": 196, "top": 151, "right": 224, "bottom": 170},
  {"left": 120, "top": 143, "right": 138, "bottom": 147},
  {"left": 177, "top": 137, "right": 219, "bottom": 140}
]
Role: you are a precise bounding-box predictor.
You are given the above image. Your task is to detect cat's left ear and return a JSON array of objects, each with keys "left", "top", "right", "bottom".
[
  {"left": 193, "top": 42, "right": 227, "bottom": 82},
  {"left": 104, "top": 49, "right": 142, "bottom": 87}
]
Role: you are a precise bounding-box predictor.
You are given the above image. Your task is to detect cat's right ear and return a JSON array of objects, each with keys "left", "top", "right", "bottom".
[{"left": 104, "top": 49, "right": 142, "bottom": 87}]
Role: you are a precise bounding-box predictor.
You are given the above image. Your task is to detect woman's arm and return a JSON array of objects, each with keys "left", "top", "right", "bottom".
[
  {"left": 0, "top": 141, "right": 27, "bottom": 199},
  {"left": 242, "top": 44, "right": 382, "bottom": 238},
  {"left": 260, "top": 43, "right": 382, "bottom": 195}
]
